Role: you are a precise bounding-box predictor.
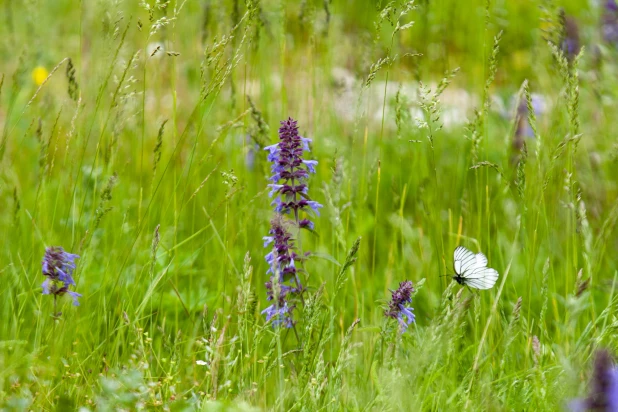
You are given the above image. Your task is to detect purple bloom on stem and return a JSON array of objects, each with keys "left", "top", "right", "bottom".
[
  {"left": 301, "top": 137, "right": 312, "bottom": 152},
  {"left": 302, "top": 160, "right": 318, "bottom": 174},
  {"left": 265, "top": 251, "right": 275, "bottom": 265},
  {"left": 570, "top": 349, "right": 618, "bottom": 411},
  {"left": 268, "top": 184, "right": 284, "bottom": 197},
  {"left": 262, "top": 117, "right": 321, "bottom": 328},
  {"left": 384, "top": 281, "right": 416, "bottom": 333},
  {"left": 264, "top": 218, "right": 298, "bottom": 280},
  {"left": 398, "top": 305, "right": 415, "bottom": 325},
  {"left": 264, "top": 144, "right": 280, "bottom": 162},
  {"left": 42, "top": 278, "right": 52, "bottom": 295},
  {"left": 307, "top": 201, "right": 323, "bottom": 215},
  {"left": 261, "top": 302, "right": 295, "bottom": 328},
  {"left": 41, "top": 246, "right": 81, "bottom": 307},
  {"left": 298, "top": 219, "right": 314, "bottom": 230},
  {"left": 271, "top": 198, "right": 284, "bottom": 213},
  {"left": 265, "top": 117, "right": 322, "bottom": 226},
  {"left": 68, "top": 291, "right": 82, "bottom": 306}
]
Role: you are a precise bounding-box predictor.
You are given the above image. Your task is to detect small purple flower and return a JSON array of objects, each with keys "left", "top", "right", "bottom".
[
  {"left": 261, "top": 302, "right": 295, "bottom": 328},
  {"left": 41, "top": 246, "right": 81, "bottom": 306},
  {"left": 264, "top": 144, "right": 280, "bottom": 162},
  {"left": 301, "top": 137, "right": 311, "bottom": 152},
  {"left": 302, "top": 160, "right": 318, "bottom": 174},
  {"left": 268, "top": 184, "right": 284, "bottom": 197},
  {"left": 298, "top": 219, "right": 314, "bottom": 230},
  {"left": 42, "top": 278, "right": 52, "bottom": 295},
  {"left": 384, "top": 280, "right": 415, "bottom": 333},
  {"left": 271, "top": 198, "right": 284, "bottom": 213},
  {"left": 68, "top": 291, "right": 82, "bottom": 306},
  {"left": 307, "top": 201, "right": 323, "bottom": 216},
  {"left": 570, "top": 349, "right": 618, "bottom": 411}
]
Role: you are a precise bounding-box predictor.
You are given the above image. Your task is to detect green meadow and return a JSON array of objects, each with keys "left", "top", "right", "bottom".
[{"left": 1, "top": 0, "right": 618, "bottom": 410}]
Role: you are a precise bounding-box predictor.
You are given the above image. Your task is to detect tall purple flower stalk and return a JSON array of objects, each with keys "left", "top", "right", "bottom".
[
  {"left": 570, "top": 349, "right": 618, "bottom": 411},
  {"left": 384, "top": 280, "right": 415, "bottom": 333},
  {"left": 261, "top": 118, "right": 321, "bottom": 328},
  {"left": 41, "top": 246, "right": 81, "bottom": 310}
]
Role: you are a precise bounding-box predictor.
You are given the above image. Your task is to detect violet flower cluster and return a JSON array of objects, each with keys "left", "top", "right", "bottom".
[
  {"left": 570, "top": 349, "right": 618, "bottom": 412},
  {"left": 384, "top": 280, "right": 415, "bottom": 333},
  {"left": 41, "top": 246, "right": 81, "bottom": 306},
  {"left": 262, "top": 118, "right": 321, "bottom": 328},
  {"left": 262, "top": 217, "right": 301, "bottom": 328}
]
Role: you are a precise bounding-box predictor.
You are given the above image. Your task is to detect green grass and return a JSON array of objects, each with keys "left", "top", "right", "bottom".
[{"left": 1, "top": 0, "right": 618, "bottom": 410}]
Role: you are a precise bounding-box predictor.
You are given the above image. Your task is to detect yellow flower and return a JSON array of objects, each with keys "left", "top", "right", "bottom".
[{"left": 32, "top": 66, "right": 49, "bottom": 86}]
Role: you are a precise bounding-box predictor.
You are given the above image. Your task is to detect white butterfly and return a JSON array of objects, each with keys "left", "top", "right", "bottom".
[{"left": 452, "top": 246, "right": 499, "bottom": 290}]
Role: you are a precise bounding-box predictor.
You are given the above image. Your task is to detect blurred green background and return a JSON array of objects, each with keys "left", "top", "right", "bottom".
[{"left": 1, "top": 0, "right": 618, "bottom": 410}]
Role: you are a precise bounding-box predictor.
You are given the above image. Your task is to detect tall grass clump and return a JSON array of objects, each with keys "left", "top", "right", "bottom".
[{"left": 1, "top": 0, "right": 618, "bottom": 410}]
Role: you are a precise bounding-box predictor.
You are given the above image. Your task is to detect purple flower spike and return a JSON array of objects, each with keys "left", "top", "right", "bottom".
[
  {"left": 41, "top": 246, "right": 81, "bottom": 308},
  {"left": 570, "top": 349, "right": 618, "bottom": 411},
  {"left": 262, "top": 117, "right": 322, "bottom": 328},
  {"left": 264, "top": 117, "right": 322, "bottom": 220},
  {"left": 384, "top": 281, "right": 416, "bottom": 333}
]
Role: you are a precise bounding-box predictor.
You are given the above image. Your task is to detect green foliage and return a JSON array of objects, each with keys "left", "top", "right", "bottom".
[{"left": 0, "top": 0, "right": 617, "bottom": 410}]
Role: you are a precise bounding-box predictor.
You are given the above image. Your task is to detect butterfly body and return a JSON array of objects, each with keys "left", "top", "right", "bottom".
[{"left": 452, "top": 246, "right": 499, "bottom": 290}]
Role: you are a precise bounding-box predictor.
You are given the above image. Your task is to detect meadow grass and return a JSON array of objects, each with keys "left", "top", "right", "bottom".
[{"left": 1, "top": 0, "right": 618, "bottom": 410}]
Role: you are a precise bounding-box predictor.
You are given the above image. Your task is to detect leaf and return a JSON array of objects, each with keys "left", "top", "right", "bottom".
[{"left": 310, "top": 252, "right": 342, "bottom": 267}]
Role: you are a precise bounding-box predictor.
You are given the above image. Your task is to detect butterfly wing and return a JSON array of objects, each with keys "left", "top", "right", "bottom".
[
  {"left": 475, "top": 252, "right": 488, "bottom": 267},
  {"left": 461, "top": 267, "right": 499, "bottom": 290},
  {"left": 454, "top": 246, "right": 476, "bottom": 275},
  {"left": 453, "top": 246, "right": 499, "bottom": 290}
]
